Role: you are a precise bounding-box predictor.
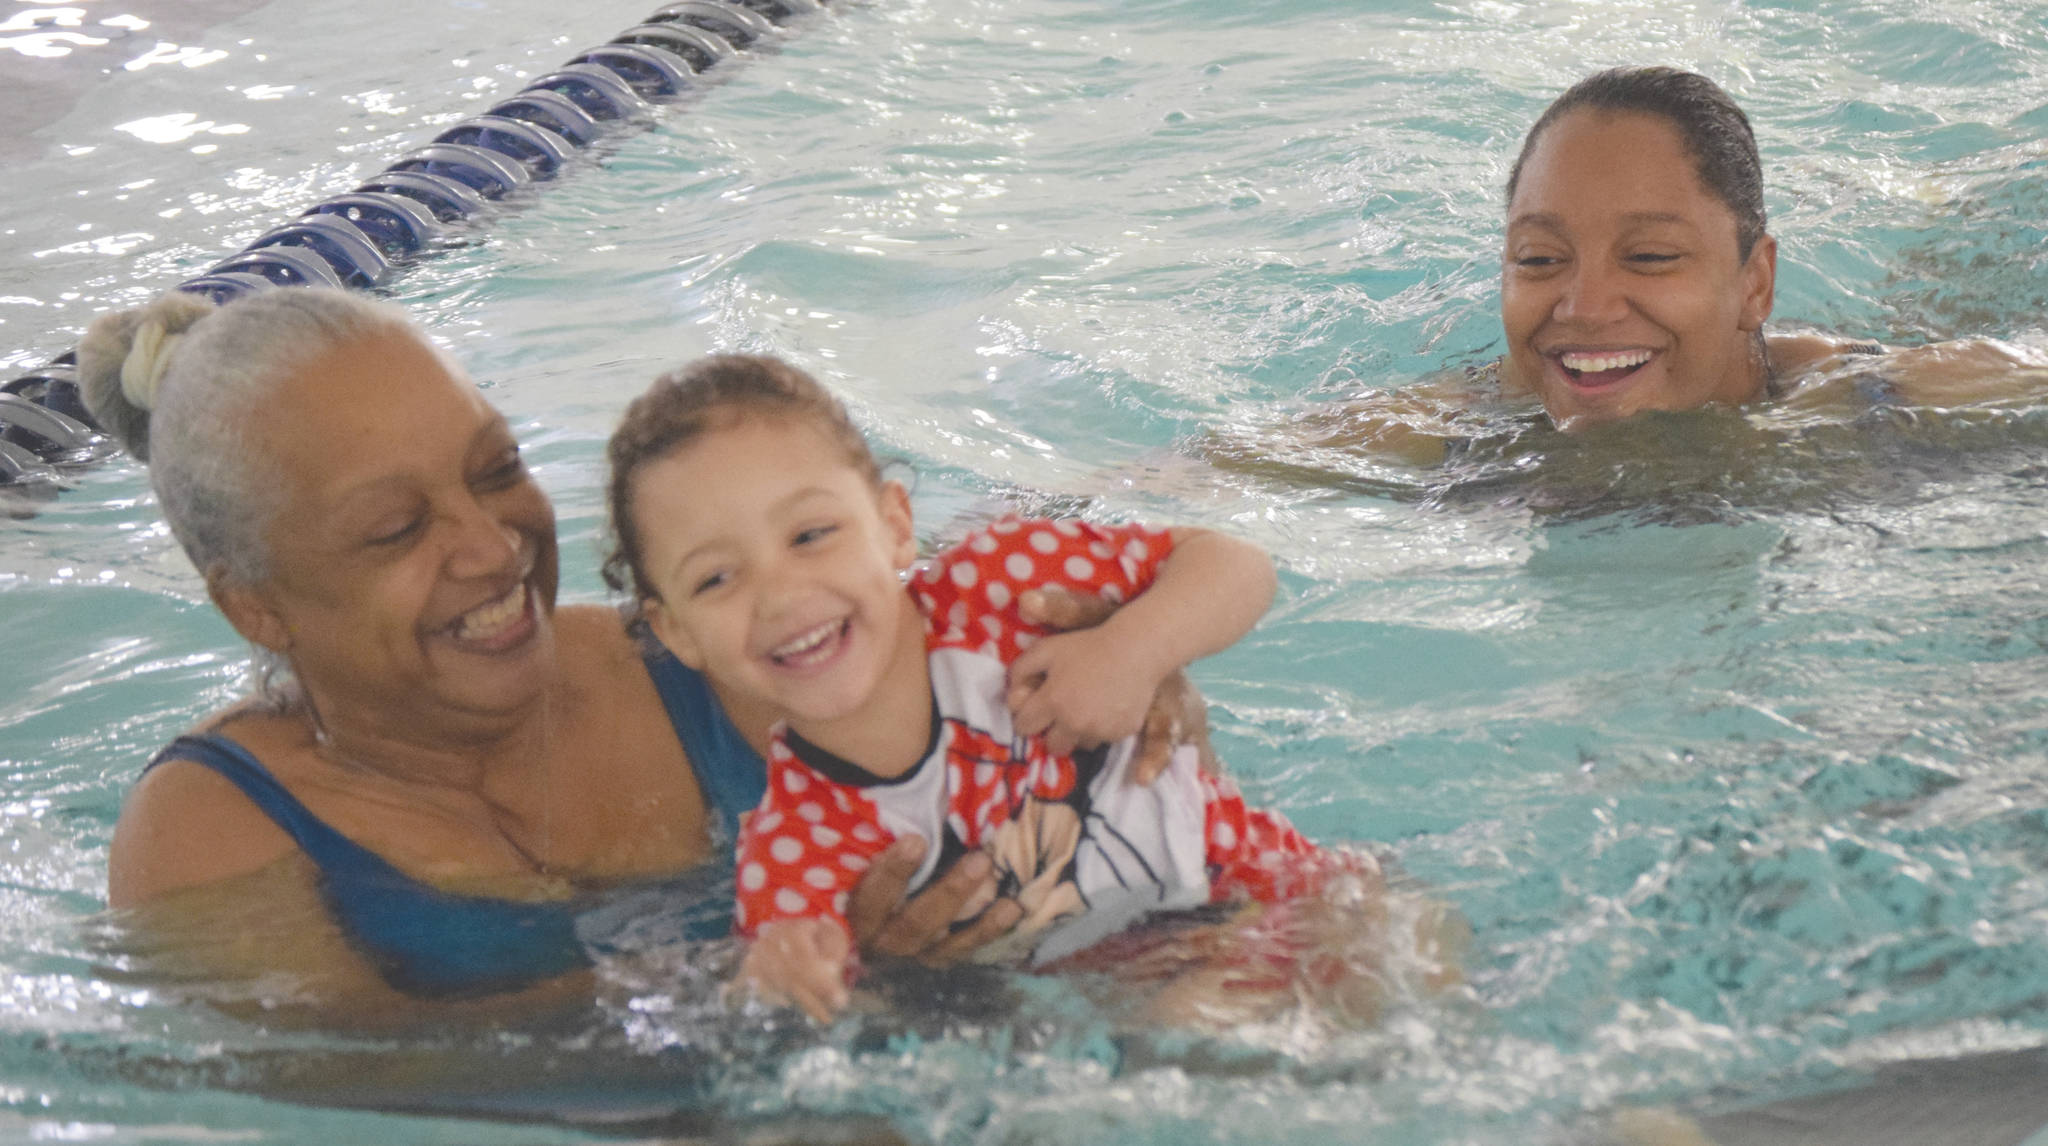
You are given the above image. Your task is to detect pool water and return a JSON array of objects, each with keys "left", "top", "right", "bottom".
[{"left": 6, "top": 0, "right": 2048, "bottom": 1141}]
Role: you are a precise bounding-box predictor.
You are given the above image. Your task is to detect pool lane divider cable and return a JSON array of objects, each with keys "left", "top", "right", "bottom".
[{"left": 0, "top": 0, "right": 826, "bottom": 493}]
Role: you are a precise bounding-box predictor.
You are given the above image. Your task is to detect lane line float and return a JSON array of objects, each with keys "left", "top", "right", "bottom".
[{"left": 0, "top": 0, "right": 830, "bottom": 493}]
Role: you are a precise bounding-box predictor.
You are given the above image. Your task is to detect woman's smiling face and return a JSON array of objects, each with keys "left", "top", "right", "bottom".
[
  {"left": 1500, "top": 108, "right": 1777, "bottom": 428},
  {"left": 227, "top": 329, "right": 561, "bottom": 727}
]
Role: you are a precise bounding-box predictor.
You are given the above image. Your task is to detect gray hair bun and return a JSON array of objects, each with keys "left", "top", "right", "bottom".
[{"left": 77, "top": 292, "right": 218, "bottom": 463}]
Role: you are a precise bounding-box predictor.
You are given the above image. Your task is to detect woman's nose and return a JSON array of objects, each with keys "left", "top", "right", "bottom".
[
  {"left": 445, "top": 499, "right": 524, "bottom": 578},
  {"left": 1555, "top": 261, "right": 1628, "bottom": 324}
]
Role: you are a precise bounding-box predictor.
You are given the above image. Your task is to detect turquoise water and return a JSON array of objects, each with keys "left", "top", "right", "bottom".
[{"left": 6, "top": 0, "right": 2048, "bottom": 1141}]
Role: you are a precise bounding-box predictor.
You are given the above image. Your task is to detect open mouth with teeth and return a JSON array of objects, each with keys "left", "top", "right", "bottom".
[
  {"left": 1557, "top": 349, "right": 1654, "bottom": 389},
  {"left": 447, "top": 580, "right": 535, "bottom": 650},
  {"left": 768, "top": 618, "right": 851, "bottom": 671}
]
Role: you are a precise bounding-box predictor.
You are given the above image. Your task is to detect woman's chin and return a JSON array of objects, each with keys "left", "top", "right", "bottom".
[
  {"left": 1544, "top": 393, "right": 1632, "bottom": 431},
  {"left": 1541, "top": 375, "right": 1659, "bottom": 429}
]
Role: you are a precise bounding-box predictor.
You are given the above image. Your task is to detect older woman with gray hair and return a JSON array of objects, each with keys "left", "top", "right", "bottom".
[{"left": 84, "top": 287, "right": 1155, "bottom": 1019}]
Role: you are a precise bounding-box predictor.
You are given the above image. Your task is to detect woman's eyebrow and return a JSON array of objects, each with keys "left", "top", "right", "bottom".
[
  {"left": 1616, "top": 211, "right": 1694, "bottom": 227},
  {"left": 1509, "top": 210, "right": 1695, "bottom": 230},
  {"left": 323, "top": 416, "right": 509, "bottom": 520},
  {"left": 467, "top": 413, "right": 517, "bottom": 452}
]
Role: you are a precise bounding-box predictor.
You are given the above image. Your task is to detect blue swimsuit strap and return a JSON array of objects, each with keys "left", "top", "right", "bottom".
[
  {"left": 640, "top": 641, "right": 766, "bottom": 844},
  {"left": 145, "top": 733, "right": 589, "bottom": 999},
  {"left": 138, "top": 647, "right": 763, "bottom": 999},
  {"left": 1838, "top": 341, "right": 1902, "bottom": 407}
]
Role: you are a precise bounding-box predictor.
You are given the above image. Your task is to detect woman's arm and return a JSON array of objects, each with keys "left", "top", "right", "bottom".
[
  {"left": 1772, "top": 332, "right": 2048, "bottom": 410},
  {"left": 107, "top": 838, "right": 593, "bottom": 1030},
  {"left": 1198, "top": 372, "right": 1498, "bottom": 477},
  {"left": 1868, "top": 338, "right": 2048, "bottom": 406}
]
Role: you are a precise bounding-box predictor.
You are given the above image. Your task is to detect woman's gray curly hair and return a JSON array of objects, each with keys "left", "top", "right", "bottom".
[{"left": 77, "top": 288, "right": 414, "bottom": 704}]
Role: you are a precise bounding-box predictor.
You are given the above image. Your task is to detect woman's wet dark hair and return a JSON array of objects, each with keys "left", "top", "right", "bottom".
[
  {"left": 1506, "top": 66, "right": 1767, "bottom": 261},
  {"left": 603, "top": 354, "right": 882, "bottom": 604}
]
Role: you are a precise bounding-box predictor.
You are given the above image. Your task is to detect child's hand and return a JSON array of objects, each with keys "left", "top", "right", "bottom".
[
  {"left": 1008, "top": 527, "right": 1274, "bottom": 760},
  {"left": 1006, "top": 590, "right": 1167, "bottom": 755},
  {"left": 740, "top": 918, "right": 853, "bottom": 1023},
  {"left": 1020, "top": 585, "right": 1223, "bottom": 784}
]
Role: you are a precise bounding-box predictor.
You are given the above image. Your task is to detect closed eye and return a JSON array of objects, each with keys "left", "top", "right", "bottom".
[
  {"left": 691, "top": 570, "right": 729, "bottom": 596},
  {"left": 793, "top": 524, "right": 839, "bottom": 547},
  {"left": 474, "top": 446, "right": 527, "bottom": 489},
  {"left": 367, "top": 517, "right": 425, "bottom": 547}
]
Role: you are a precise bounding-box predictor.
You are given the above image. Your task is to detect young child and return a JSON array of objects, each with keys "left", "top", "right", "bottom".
[{"left": 604, "top": 355, "right": 1351, "bottom": 1021}]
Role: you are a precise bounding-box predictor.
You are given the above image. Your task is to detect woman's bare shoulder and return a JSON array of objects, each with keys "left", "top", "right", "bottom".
[
  {"left": 1765, "top": 331, "right": 1865, "bottom": 376},
  {"left": 552, "top": 603, "right": 646, "bottom": 672},
  {"left": 106, "top": 725, "right": 298, "bottom": 908}
]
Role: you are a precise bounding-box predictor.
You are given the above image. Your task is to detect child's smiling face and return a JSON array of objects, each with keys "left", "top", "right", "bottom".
[{"left": 632, "top": 414, "right": 919, "bottom": 726}]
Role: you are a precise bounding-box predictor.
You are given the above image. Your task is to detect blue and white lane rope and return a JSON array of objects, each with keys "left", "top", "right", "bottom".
[{"left": 0, "top": 0, "right": 827, "bottom": 492}]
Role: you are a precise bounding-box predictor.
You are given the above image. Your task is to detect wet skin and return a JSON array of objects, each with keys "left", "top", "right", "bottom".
[{"left": 1499, "top": 108, "right": 1777, "bottom": 429}]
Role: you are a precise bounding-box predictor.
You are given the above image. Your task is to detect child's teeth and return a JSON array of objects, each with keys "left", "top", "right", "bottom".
[{"left": 773, "top": 622, "right": 838, "bottom": 659}]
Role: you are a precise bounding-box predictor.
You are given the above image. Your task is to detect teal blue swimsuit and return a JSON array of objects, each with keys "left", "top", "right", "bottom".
[{"left": 142, "top": 645, "right": 766, "bottom": 999}]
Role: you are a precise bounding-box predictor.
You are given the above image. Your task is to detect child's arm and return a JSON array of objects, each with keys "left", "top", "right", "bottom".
[
  {"left": 1007, "top": 527, "right": 1276, "bottom": 756},
  {"left": 740, "top": 918, "right": 853, "bottom": 1022},
  {"left": 1197, "top": 771, "right": 1331, "bottom": 902},
  {"left": 732, "top": 751, "right": 893, "bottom": 1021}
]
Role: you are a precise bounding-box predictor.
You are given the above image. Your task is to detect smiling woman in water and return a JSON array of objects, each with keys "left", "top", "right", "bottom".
[
  {"left": 1208, "top": 66, "right": 2048, "bottom": 471},
  {"left": 1495, "top": 66, "right": 2045, "bottom": 431}
]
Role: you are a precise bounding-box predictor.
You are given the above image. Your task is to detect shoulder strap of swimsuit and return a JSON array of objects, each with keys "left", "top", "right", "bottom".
[
  {"left": 145, "top": 733, "right": 589, "bottom": 997},
  {"left": 147, "top": 733, "right": 390, "bottom": 877},
  {"left": 640, "top": 642, "right": 767, "bottom": 843}
]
